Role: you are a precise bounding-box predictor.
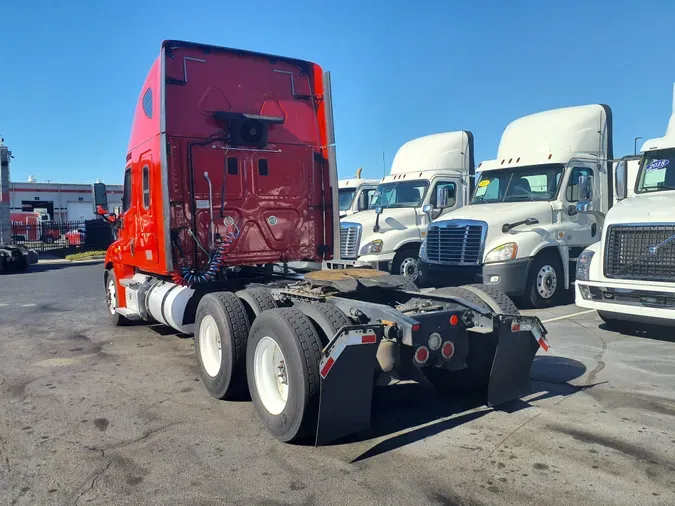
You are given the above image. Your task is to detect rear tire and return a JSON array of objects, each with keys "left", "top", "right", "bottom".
[
  {"left": 294, "top": 303, "right": 352, "bottom": 345},
  {"left": 236, "top": 287, "right": 277, "bottom": 322},
  {"left": 194, "top": 292, "right": 251, "bottom": 400},
  {"left": 105, "top": 269, "right": 130, "bottom": 326},
  {"left": 247, "top": 308, "right": 323, "bottom": 443}
]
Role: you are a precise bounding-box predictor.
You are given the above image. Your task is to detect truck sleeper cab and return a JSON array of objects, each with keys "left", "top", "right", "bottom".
[
  {"left": 338, "top": 171, "right": 379, "bottom": 218},
  {"left": 419, "top": 104, "right": 613, "bottom": 308},
  {"left": 332, "top": 131, "right": 475, "bottom": 284},
  {"left": 94, "top": 40, "right": 549, "bottom": 446}
]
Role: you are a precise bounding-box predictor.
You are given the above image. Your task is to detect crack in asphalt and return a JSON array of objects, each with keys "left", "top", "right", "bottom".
[
  {"left": 567, "top": 318, "right": 608, "bottom": 386},
  {"left": 74, "top": 460, "right": 112, "bottom": 506},
  {"left": 107, "top": 421, "right": 187, "bottom": 451},
  {"left": 0, "top": 435, "right": 10, "bottom": 474}
]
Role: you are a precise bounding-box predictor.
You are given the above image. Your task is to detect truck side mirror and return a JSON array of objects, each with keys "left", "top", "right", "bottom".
[
  {"left": 357, "top": 191, "right": 369, "bottom": 212},
  {"left": 422, "top": 204, "right": 432, "bottom": 214},
  {"left": 375, "top": 206, "right": 383, "bottom": 215},
  {"left": 575, "top": 174, "right": 594, "bottom": 213},
  {"left": 615, "top": 160, "right": 628, "bottom": 201},
  {"left": 437, "top": 187, "right": 449, "bottom": 209},
  {"left": 93, "top": 182, "right": 109, "bottom": 213}
]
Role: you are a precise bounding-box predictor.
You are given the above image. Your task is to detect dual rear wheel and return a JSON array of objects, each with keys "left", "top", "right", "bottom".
[{"left": 194, "top": 291, "right": 347, "bottom": 443}]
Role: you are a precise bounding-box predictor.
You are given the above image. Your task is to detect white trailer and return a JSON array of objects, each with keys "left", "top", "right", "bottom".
[
  {"left": 575, "top": 85, "right": 675, "bottom": 327},
  {"left": 419, "top": 105, "right": 613, "bottom": 308},
  {"left": 330, "top": 131, "right": 475, "bottom": 283}
]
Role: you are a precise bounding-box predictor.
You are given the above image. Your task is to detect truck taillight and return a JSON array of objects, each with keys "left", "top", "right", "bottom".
[
  {"left": 414, "top": 346, "right": 429, "bottom": 364},
  {"left": 441, "top": 341, "right": 455, "bottom": 359}
]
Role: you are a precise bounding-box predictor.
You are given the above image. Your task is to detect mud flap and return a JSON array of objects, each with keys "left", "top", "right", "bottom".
[
  {"left": 487, "top": 317, "right": 547, "bottom": 407},
  {"left": 315, "top": 326, "right": 383, "bottom": 446}
]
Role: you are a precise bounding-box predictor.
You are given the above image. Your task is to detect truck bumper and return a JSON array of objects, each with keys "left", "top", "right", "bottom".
[
  {"left": 418, "top": 258, "right": 531, "bottom": 296},
  {"left": 576, "top": 281, "right": 675, "bottom": 324},
  {"left": 324, "top": 252, "right": 394, "bottom": 272}
]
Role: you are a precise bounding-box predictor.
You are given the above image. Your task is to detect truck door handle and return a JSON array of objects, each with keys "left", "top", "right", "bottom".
[{"left": 568, "top": 205, "right": 578, "bottom": 216}]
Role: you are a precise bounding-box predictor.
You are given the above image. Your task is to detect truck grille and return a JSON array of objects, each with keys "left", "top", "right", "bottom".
[
  {"left": 605, "top": 224, "right": 675, "bottom": 282},
  {"left": 425, "top": 220, "right": 487, "bottom": 265},
  {"left": 340, "top": 223, "right": 361, "bottom": 259}
]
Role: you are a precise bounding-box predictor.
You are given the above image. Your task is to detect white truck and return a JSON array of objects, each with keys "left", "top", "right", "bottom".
[
  {"left": 288, "top": 172, "right": 379, "bottom": 273},
  {"left": 333, "top": 131, "right": 475, "bottom": 283},
  {"left": 575, "top": 87, "right": 675, "bottom": 327},
  {"left": 418, "top": 104, "right": 614, "bottom": 308},
  {"left": 338, "top": 169, "right": 379, "bottom": 218}
]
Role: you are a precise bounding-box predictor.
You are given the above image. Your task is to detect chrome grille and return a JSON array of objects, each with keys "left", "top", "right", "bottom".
[
  {"left": 425, "top": 220, "right": 487, "bottom": 265},
  {"left": 340, "top": 223, "right": 361, "bottom": 259},
  {"left": 605, "top": 223, "right": 675, "bottom": 282}
]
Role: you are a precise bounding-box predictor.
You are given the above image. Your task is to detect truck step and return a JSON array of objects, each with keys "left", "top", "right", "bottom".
[{"left": 116, "top": 308, "right": 142, "bottom": 320}]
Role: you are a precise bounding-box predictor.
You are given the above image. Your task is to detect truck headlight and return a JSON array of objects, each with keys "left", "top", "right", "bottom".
[
  {"left": 360, "top": 239, "right": 383, "bottom": 255},
  {"left": 576, "top": 250, "right": 594, "bottom": 281},
  {"left": 485, "top": 242, "right": 518, "bottom": 263},
  {"left": 419, "top": 239, "right": 428, "bottom": 261}
]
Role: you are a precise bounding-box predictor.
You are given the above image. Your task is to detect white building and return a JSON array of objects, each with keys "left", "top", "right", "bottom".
[{"left": 10, "top": 179, "right": 123, "bottom": 222}]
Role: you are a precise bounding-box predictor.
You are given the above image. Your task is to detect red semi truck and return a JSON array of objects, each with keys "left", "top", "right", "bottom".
[{"left": 93, "top": 40, "right": 550, "bottom": 445}]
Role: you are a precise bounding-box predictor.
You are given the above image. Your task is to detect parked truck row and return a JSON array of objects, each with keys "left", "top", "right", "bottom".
[{"left": 94, "top": 40, "right": 550, "bottom": 445}]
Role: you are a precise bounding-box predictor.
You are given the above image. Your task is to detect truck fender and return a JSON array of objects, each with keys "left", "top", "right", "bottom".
[
  {"left": 529, "top": 243, "right": 569, "bottom": 290},
  {"left": 392, "top": 240, "right": 421, "bottom": 255}
]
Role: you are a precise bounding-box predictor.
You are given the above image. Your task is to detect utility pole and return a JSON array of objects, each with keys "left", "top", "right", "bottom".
[{"left": 0, "top": 137, "right": 12, "bottom": 244}]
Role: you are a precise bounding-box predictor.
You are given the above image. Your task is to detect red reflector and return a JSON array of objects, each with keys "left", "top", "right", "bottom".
[
  {"left": 449, "top": 314, "right": 459, "bottom": 326},
  {"left": 414, "top": 346, "right": 429, "bottom": 364},
  {"left": 361, "top": 334, "right": 377, "bottom": 344},
  {"left": 538, "top": 337, "right": 549, "bottom": 352},
  {"left": 412, "top": 324, "right": 421, "bottom": 332},
  {"left": 320, "top": 357, "right": 335, "bottom": 378},
  {"left": 511, "top": 321, "right": 521, "bottom": 332},
  {"left": 441, "top": 341, "right": 455, "bottom": 359}
]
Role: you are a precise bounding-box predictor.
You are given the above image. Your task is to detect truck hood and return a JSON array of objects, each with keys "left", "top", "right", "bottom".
[
  {"left": 606, "top": 191, "right": 675, "bottom": 226},
  {"left": 439, "top": 201, "right": 554, "bottom": 228},
  {"left": 343, "top": 208, "right": 419, "bottom": 253},
  {"left": 431, "top": 201, "right": 556, "bottom": 262}
]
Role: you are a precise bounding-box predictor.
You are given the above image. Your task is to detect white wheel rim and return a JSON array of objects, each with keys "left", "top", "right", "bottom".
[
  {"left": 400, "top": 257, "right": 419, "bottom": 281},
  {"left": 107, "top": 278, "right": 117, "bottom": 315},
  {"left": 199, "top": 315, "right": 222, "bottom": 377},
  {"left": 254, "top": 336, "right": 289, "bottom": 416},
  {"left": 536, "top": 265, "right": 557, "bottom": 299}
]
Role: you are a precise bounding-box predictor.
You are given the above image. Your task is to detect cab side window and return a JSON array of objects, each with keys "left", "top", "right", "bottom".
[
  {"left": 430, "top": 182, "right": 457, "bottom": 208},
  {"left": 122, "top": 168, "right": 132, "bottom": 212},
  {"left": 566, "top": 167, "right": 594, "bottom": 202},
  {"left": 363, "top": 188, "right": 376, "bottom": 208}
]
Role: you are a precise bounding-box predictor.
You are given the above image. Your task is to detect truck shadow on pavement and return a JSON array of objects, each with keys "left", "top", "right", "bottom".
[
  {"left": 347, "top": 356, "right": 592, "bottom": 462},
  {"left": 599, "top": 322, "right": 675, "bottom": 343}
]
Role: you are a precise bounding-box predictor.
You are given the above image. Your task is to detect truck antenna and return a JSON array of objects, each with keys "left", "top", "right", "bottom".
[{"left": 382, "top": 151, "right": 386, "bottom": 177}]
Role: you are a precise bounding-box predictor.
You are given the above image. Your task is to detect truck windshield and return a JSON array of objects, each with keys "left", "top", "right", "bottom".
[
  {"left": 471, "top": 164, "right": 564, "bottom": 204},
  {"left": 636, "top": 149, "right": 675, "bottom": 193},
  {"left": 338, "top": 189, "right": 356, "bottom": 211},
  {"left": 370, "top": 180, "right": 428, "bottom": 209}
]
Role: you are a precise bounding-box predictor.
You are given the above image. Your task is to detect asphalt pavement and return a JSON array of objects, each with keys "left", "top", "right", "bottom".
[{"left": 0, "top": 261, "right": 674, "bottom": 505}]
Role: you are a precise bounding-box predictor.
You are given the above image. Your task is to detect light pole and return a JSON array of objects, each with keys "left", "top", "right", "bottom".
[{"left": 634, "top": 136, "right": 643, "bottom": 155}]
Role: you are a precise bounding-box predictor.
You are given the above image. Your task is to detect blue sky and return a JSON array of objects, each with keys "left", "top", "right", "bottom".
[{"left": 2, "top": 0, "right": 675, "bottom": 184}]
